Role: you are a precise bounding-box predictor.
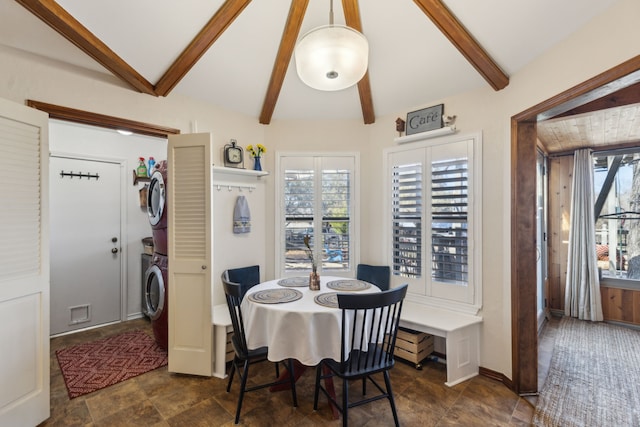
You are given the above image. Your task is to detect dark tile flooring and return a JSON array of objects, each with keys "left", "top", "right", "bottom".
[{"left": 40, "top": 317, "right": 537, "bottom": 426}]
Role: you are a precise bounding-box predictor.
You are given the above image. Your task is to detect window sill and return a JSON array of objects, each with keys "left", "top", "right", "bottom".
[{"left": 600, "top": 277, "right": 640, "bottom": 291}]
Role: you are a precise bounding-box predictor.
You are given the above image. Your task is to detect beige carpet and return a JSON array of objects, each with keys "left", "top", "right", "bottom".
[{"left": 533, "top": 317, "right": 640, "bottom": 426}]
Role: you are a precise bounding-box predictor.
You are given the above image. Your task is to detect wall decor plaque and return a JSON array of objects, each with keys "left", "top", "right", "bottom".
[{"left": 406, "top": 104, "right": 444, "bottom": 136}]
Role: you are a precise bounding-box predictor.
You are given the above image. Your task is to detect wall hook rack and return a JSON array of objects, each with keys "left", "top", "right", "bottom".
[
  {"left": 60, "top": 170, "right": 100, "bottom": 180},
  {"left": 216, "top": 184, "right": 255, "bottom": 192}
]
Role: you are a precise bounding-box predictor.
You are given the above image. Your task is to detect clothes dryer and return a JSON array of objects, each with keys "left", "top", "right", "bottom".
[
  {"left": 147, "top": 160, "right": 168, "bottom": 255},
  {"left": 143, "top": 252, "right": 168, "bottom": 350}
]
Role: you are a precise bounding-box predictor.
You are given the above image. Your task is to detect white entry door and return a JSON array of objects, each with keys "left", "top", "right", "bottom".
[
  {"left": 0, "top": 98, "right": 50, "bottom": 425},
  {"left": 50, "top": 156, "right": 122, "bottom": 335}
]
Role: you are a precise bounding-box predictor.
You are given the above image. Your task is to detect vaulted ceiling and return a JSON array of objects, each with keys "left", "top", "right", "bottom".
[{"left": 0, "top": 0, "right": 628, "bottom": 129}]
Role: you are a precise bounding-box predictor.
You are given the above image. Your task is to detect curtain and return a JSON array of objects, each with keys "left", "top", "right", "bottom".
[{"left": 565, "top": 149, "right": 603, "bottom": 321}]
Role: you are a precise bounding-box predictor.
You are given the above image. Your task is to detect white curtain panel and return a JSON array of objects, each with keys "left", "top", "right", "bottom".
[{"left": 565, "top": 149, "right": 603, "bottom": 321}]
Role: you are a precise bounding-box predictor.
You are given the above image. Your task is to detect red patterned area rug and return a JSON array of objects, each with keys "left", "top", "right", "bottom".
[{"left": 56, "top": 329, "right": 168, "bottom": 399}]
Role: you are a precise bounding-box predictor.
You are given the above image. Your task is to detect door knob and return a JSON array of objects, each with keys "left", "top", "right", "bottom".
[
  {"left": 111, "top": 248, "right": 119, "bottom": 254},
  {"left": 112, "top": 237, "right": 118, "bottom": 243}
]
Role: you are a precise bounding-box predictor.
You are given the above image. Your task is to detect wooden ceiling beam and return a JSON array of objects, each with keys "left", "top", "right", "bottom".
[
  {"left": 259, "top": 0, "right": 309, "bottom": 125},
  {"left": 343, "top": 0, "right": 375, "bottom": 124},
  {"left": 553, "top": 81, "right": 640, "bottom": 119},
  {"left": 413, "top": 0, "right": 509, "bottom": 91},
  {"left": 155, "top": 0, "right": 252, "bottom": 96},
  {"left": 15, "top": 0, "right": 156, "bottom": 95}
]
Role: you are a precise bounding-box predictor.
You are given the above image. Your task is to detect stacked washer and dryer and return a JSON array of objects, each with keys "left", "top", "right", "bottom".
[{"left": 143, "top": 160, "right": 169, "bottom": 350}]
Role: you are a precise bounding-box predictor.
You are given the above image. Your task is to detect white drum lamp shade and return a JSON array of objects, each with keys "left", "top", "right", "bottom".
[{"left": 295, "top": 24, "right": 369, "bottom": 91}]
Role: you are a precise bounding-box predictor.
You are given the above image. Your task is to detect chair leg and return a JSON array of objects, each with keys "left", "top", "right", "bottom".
[
  {"left": 342, "top": 376, "right": 349, "bottom": 427},
  {"left": 362, "top": 377, "right": 366, "bottom": 396},
  {"left": 234, "top": 359, "right": 250, "bottom": 425},
  {"left": 226, "top": 358, "right": 237, "bottom": 393},
  {"left": 313, "top": 363, "right": 322, "bottom": 410},
  {"left": 383, "top": 371, "right": 400, "bottom": 427}
]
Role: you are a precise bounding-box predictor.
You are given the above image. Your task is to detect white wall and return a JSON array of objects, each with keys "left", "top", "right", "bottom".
[
  {"left": 211, "top": 169, "right": 267, "bottom": 307},
  {"left": 0, "top": 0, "right": 638, "bottom": 380},
  {"left": 49, "top": 120, "right": 167, "bottom": 317}
]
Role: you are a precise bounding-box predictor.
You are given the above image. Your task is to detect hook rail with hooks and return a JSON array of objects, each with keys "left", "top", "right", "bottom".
[{"left": 216, "top": 184, "right": 255, "bottom": 192}]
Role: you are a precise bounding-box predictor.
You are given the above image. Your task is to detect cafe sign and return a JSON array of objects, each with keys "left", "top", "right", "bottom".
[{"left": 406, "top": 104, "right": 443, "bottom": 136}]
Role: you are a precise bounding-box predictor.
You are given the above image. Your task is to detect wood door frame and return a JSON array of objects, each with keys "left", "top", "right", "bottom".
[{"left": 511, "top": 55, "right": 640, "bottom": 394}]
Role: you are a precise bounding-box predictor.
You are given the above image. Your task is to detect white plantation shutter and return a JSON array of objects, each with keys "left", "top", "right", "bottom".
[
  {"left": 284, "top": 167, "right": 315, "bottom": 270},
  {"left": 321, "top": 169, "right": 350, "bottom": 271},
  {"left": 392, "top": 163, "right": 422, "bottom": 278},
  {"left": 431, "top": 158, "right": 468, "bottom": 284},
  {"left": 387, "top": 135, "right": 482, "bottom": 312},
  {"left": 279, "top": 155, "right": 356, "bottom": 276}
]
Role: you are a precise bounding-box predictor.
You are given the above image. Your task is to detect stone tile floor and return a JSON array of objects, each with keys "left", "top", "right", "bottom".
[{"left": 40, "top": 318, "right": 535, "bottom": 426}]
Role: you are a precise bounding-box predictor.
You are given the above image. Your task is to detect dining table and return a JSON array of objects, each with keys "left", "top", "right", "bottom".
[{"left": 240, "top": 275, "right": 381, "bottom": 418}]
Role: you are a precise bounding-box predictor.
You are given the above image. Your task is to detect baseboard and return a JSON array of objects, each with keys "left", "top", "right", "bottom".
[
  {"left": 479, "top": 366, "right": 514, "bottom": 390},
  {"left": 127, "top": 312, "right": 146, "bottom": 321}
]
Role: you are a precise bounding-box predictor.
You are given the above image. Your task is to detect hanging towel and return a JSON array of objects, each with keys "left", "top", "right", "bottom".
[{"left": 233, "top": 195, "right": 251, "bottom": 234}]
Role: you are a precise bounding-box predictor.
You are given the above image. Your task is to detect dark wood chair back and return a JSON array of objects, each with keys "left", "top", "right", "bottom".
[
  {"left": 337, "top": 284, "right": 407, "bottom": 373},
  {"left": 222, "top": 265, "right": 260, "bottom": 299},
  {"left": 221, "top": 278, "right": 250, "bottom": 358},
  {"left": 356, "top": 264, "right": 391, "bottom": 290}
]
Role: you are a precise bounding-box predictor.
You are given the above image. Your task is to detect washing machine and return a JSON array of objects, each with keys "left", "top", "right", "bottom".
[
  {"left": 147, "top": 160, "right": 168, "bottom": 255},
  {"left": 144, "top": 252, "right": 168, "bottom": 350}
]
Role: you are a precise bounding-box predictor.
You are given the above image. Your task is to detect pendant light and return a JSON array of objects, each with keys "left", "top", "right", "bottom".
[{"left": 294, "top": 0, "right": 369, "bottom": 91}]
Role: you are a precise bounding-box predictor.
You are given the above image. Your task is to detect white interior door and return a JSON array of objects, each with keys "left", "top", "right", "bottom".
[
  {"left": 50, "top": 156, "right": 122, "bottom": 335},
  {"left": 0, "top": 98, "right": 50, "bottom": 425}
]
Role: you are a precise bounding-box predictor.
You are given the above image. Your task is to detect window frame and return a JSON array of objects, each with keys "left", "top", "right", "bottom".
[
  {"left": 384, "top": 132, "right": 483, "bottom": 315},
  {"left": 275, "top": 152, "right": 360, "bottom": 279},
  {"left": 593, "top": 147, "right": 640, "bottom": 289}
]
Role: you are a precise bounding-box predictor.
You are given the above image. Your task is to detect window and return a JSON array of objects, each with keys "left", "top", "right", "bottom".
[
  {"left": 386, "top": 134, "right": 481, "bottom": 313},
  {"left": 594, "top": 149, "right": 640, "bottom": 282},
  {"left": 278, "top": 155, "right": 357, "bottom": 277}
]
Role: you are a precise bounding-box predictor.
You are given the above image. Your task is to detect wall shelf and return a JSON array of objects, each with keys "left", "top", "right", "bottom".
[
  {"left": 212, "top": 165, "right": 269, "bottom": 178},
  {"left": 394, "top": 126, "right": 456, "bottom": 144},
  {"left": 132, "top": 170, "right": 150, "bottom": 185}
]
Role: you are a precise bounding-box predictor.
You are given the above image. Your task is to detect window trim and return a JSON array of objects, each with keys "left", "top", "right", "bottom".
[
  {"left": 275, "top": 151, "right": 360, "bottom": 279},
  {"left": 593, "top": 147, "right": 640, "bottom": 287},
  {"left": 383, "top": 131, "right": 483, "bottom": 315}
]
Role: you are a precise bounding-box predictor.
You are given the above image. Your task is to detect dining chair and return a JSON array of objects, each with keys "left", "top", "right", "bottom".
[
  {"left": 313, "top": 284, "right": 408, "bottom": 427},
  {"left": 222, "top": 279, "right": 298, "bottom": 424},
  {"left": 356, "top": 263, "right": 391, "bottom": 290},
  {"left": 222, "top": 265, "right": 260, "bottom": 299}
]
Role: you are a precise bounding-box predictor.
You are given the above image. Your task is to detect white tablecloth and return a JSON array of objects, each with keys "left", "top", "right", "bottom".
[{"left": 241, "top": 276, "right": 380, "bottom": 366}]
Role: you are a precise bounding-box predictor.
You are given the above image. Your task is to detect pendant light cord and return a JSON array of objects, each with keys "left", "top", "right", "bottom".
[{"left": 329, "top": 0, "right": 334, "bottom": 25}]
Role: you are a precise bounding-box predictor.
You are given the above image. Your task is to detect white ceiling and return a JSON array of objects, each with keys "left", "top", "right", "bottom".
[{"left": 0, "top": 0, "right": 623, "bottom": 122}]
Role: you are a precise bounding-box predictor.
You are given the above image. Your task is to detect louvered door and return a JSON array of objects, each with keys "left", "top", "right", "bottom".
[
  {"left": 0, "top": 98, "right": 50, "bottom": 425},
  {"left": 167, "top": 133, "right": 213, "bottom": 376}
]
